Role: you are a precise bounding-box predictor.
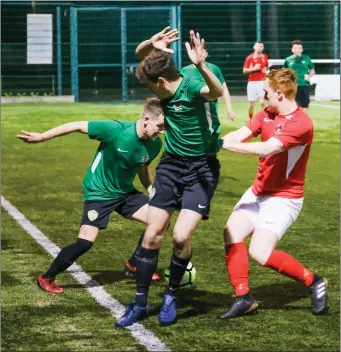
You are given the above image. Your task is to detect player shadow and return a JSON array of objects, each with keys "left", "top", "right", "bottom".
[
  {"left": 1, "top": 239, "right": 10, "bottom": 250},
  {"left": 151, "top": 281, "right": 311, "bottom": 319},
  {"left": 61, "top": 269, "right": 164, "bottom": 289},
  {"left": 2, "top": 271, "right": 22, "bottom": 286}
]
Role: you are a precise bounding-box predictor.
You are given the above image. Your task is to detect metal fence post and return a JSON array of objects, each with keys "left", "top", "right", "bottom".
[
  {"left": 177, "top": 5, "right": 182, "bottom": 69},
  {"left": 334, "top": 4, "right": 339, "bottom": 74},
  {"left": 70, "top": 7, "right": 79, "bottom": 102},
  {"left": 256, "top": 1, "right": 262, "bottom": 40},
  {"left": 121, "top": 8, "right": 127, "bottom": 102},
  {"left": 170, "top": 6, "right": 178, "bottom": 69},
  {"left": 56, "top": 7, "right": 62, "bottom": 96}
]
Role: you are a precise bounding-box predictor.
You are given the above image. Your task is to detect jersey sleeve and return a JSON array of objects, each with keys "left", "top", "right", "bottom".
[
  {"left": 189, "top": 77, "right": 206, "bottom": 98},
  {"left": 307, "top": 56, "right": 315, "bottom": 70},
  {"left": 273, "top": 118, "right": 313, "bottom": 149},
  {"left": 213, "top": 65, "right": 226, "bottom": 84},
  {"left": 88, "top": 120, "right": 120, "bottom": 143},
  {"left": 243, "top": 56, "right": 252, "bottom": 69},
  {"left": 246, "top": 111, "right": 263, "bottom": 137},
  {"left": 283, "top": 58, "right": 289, "bottom": 68}
]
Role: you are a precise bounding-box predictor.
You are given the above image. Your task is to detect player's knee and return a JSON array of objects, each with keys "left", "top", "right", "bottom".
[
  {"left": 145, "top": 222, "right": 164, "bottom": 236},
  {"left": 172, "top": 231, "right": 191, "bottom": 251},
  {"left": 223, "top": 224, "right": 244, "bottom": 245},
  {"left": 143, "top": 225, "right": 164, "bottom": 247},
  {"left": 248, "top": 246, "right": 268, "bottom": 266}
]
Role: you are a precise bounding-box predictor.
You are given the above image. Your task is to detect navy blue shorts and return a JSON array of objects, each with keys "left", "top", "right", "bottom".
[
  {"left": 149, "top": 152, "right": 220, "bottom": 220},
  {"left": 295, "top": 86, "right": 310, "bottom": 108},
  {"left": 81, "top": 191, "right": 148, "bottom": 230}
]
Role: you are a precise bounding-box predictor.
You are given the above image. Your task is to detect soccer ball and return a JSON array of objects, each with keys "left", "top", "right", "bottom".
[{"left": 164, "top": 261, "right": 196, "bottom": 288}]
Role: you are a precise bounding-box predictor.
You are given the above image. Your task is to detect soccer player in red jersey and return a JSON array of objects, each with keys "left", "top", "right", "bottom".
[
  {"left": 243, "top": 41, "right": 268, "bottom": 119},
  {"left": 219, "top": 68, "right": 328, "bottom": 319}
]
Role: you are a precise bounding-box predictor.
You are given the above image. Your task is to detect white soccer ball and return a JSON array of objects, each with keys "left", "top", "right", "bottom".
[{"left": 164, "top": 261, "right": 197, "bottom": 288}]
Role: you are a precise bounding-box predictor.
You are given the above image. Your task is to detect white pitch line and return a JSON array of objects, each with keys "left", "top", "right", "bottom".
[
  {"left": 1, "top": 195, "right": 171, "bottom": 352},
  {"left": 311, "top": 103, "right": 340, "bottom": 109}
]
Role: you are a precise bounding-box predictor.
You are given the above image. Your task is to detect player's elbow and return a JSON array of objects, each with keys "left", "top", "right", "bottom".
[
  {"left": 261, "top": 144, "right": 284, "bottom": 158},
  {"left": 243, "top": 69, "right": 248, "bottom": 75},
  {"left": 214, "top": 83, "right": 224, "bottom": 98},
  {"left": 216, "top": 86, "right": 224, "bottom": 98}
]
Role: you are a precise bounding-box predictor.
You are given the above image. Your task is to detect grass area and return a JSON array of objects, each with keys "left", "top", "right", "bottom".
[{"left": 2, "top": 102, "right": 340, "bottom": 351}]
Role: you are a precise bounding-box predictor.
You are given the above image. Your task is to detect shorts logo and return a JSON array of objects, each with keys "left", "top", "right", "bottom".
[
  {"left": 149, "top": 186, "right": 156, "bottom": 200},
  {"left": 198, "top": 204, "right": 206, "bottom": 209},
  {"left": 88, "top": 210, "right": 99, "bottom": 221}
]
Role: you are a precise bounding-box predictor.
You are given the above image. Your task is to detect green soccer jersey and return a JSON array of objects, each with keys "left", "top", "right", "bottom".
[
  {"left": 82, "top": 120, "right": 162, "bottom": 201},
  {"left": 181, "top": 62, "right": 226, "bottom": 85},
  {"left": 284, "top": 55, "right": 315, "bottom": 86},
  {"left": 162, "top": 73, "right": 222, "bottom": 157}
]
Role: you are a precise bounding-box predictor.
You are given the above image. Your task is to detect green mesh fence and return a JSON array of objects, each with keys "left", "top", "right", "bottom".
[
  {"left": 180, "top": 2, "right": 340, "bottom": 95},
  {"left": 75, "top": 7, "right": 172, "bottom": 101},
  {"left": 1, "top": 1, "right": 340, "bottom": 101}
]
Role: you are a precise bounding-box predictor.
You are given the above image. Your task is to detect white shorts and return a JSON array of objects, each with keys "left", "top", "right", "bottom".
[
  {"left": 247, "top": 81, "right": 264, "bottom": 101},
  {"left": 233, "top": 188, "right": 304, "bottom": 239}
]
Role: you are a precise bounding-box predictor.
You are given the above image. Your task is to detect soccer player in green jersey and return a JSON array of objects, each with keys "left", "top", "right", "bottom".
[
  {"left": 181, "top": 47, "right": 236, "bottom": 121},
  {"left": 284, "top": 40, "right": 315, "bottom": 113},
  {"left": 116, "top": 28, "right": 224, "bottom": 327},
  {"left": 17, "top": 98, "right": 165, "bottom": 294}
]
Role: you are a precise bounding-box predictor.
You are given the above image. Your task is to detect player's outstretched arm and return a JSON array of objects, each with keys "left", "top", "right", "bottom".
[
  {"left": 16, "top": 121, "right": 88, "bottom": 143},
  {"left": 222, "top": 83, "right": 236, "bottom": 121},
  {"left": 222, "top": 127, "right": 285, "bottom": 157},
  {"left": 185, "top": 31, "right": 223, "bottom": 100},
  {"left": 136, "top": 26, "right": 179, "bottom": 61}
]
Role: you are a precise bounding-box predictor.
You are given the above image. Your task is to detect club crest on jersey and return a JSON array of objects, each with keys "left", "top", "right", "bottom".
[
  {"left": 274, "top": 124, "right": 283, "bottom": 135},
  {"left": 174, "top": 105, "right": 182, "bottom": 112},
  {"left": 88, "top": 210, "right": 98, "bottom": 221},
  {"left": 301, "top": 60, "right": 306, "bottom": 64}
]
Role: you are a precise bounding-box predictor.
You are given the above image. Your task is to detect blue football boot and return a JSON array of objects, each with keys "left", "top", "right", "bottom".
[
  {"left": 115, "top": 303, "right": 148, "bottom": 327},
  {"left": 158, "top": 294, "right": 177, "bottom": 326}
]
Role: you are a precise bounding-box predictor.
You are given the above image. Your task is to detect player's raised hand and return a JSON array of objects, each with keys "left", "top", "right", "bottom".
[
  {"left": 150, "top": 26, "right": 180, "bottom": 54},
  {"left": 16, "top": 130, "right": 44, "bottom": 143},
  {"left": 185, "top": 30, "right": 206, "bottom": 67}
]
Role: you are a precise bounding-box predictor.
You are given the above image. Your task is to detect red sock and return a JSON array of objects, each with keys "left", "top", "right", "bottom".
[
  {"left": 225, "top": 242, "right": 249, "bottom": 296},
  {"left": 265, "top": 249, "right": 314, "bottom": 286}
]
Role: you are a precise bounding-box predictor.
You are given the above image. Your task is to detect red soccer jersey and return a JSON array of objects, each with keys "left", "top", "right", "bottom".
[
  {"left": 246, "top": 106, "right": 313, "bottom": 198},
  {"left": 244, "top": 53, "right": 268, "bottom": 82}
]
